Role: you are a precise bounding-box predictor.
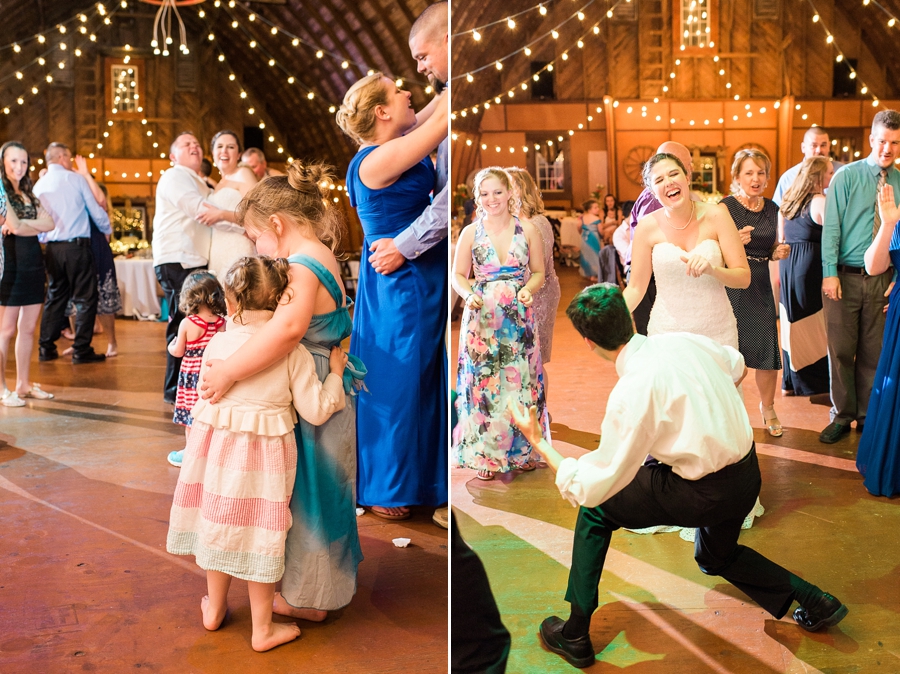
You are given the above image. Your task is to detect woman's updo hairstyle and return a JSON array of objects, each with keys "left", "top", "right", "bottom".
[
  {"left": 210, "top": 129, "right": 242, "bottom": 154},
  {"left": 336, "top": 73, "right": 389, "bottom": 145},
  {"left": 473, "top": 166, "right": 520, "bottom": 218},
  {"left": 641, "top": 152, "right": 688, "bottom": 189},
  {"left": 222, "top": 256, "right": 293, "bottom": 324},
  {"left": 236, "top": 160, "right": 345, "bottom": 253}
]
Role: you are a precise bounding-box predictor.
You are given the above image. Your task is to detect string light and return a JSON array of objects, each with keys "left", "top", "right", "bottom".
[{"left": 452, "top": 0, "right": 557, "bottom": 37}]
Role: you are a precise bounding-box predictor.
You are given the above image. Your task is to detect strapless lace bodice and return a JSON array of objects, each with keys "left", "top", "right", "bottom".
[
  {"left": 648, "top": 239, "right": 739, "bottom": 349},
  {"left": 208, "top": 187, "right": 256, "bottom": 277}
]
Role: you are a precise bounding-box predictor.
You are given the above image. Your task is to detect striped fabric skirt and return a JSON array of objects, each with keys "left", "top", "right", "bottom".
[{"left": 166, "top": 421, "right": 297, "bottom": 584}]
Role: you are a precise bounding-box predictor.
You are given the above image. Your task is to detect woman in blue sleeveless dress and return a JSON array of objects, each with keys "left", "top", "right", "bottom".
[
  {"left": 337, "top": 73, "right": 448, "bottom": 520},
  {"left": 198, "top": 162, "right": 364, "bottom": 623},
  {"left": 856, "top": 186, "right": 900, "bottom": 496}
]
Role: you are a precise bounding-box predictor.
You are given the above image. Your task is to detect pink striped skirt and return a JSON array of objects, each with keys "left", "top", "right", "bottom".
[{"left": 166, "top": 421, "right": 298, "bottom": 583}]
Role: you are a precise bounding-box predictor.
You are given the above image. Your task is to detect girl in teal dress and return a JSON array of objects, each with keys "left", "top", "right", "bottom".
[
  {"left": 579, "top": 199, "right": 603, "bottom": 281},
  {"left": 198, "top": 161, "right": 365, "bottom": 624}
]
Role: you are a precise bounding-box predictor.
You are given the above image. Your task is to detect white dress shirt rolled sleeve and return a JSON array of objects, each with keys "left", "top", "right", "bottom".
[{"left": 554, "top": 333, "right": 753, "bottom": 508}]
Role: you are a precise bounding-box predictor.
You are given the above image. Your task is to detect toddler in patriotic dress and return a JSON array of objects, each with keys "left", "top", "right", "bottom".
[
  {"left": 167, "top": 271, "right": 227, "bottom": 467},
  {"left": 166, "top": 256, "right": 347, "bottom": 652}
]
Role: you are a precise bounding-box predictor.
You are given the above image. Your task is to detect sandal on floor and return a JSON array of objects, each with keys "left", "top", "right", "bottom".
[
  {"left": 368, "top": 506, "right": 411, "bottom": 521},
  {"left": 20, "top": 384, "right": 54, "bottom": 400},
  {"left": 1, "top": 391, "right": 25, "bottom": 407},
  {"left": 476, "top": 469, "right": 495, "bottom": 481},
  {"left": 519, "top": 461, "right": 537, "bottom": 472},
  {"left": 760, "top": 403, "right": 783, "bottom": 437}
]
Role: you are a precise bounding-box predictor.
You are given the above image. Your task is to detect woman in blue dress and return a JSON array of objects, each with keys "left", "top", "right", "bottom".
[
  {"left": 336, "top": 73, "right": 448, "bottom": 520},
  {"left": 856, "top": 184, "right": 900, "bottom": 496},
  {"left": 198, "top": 162, "right": 365, "bottom": 627}
]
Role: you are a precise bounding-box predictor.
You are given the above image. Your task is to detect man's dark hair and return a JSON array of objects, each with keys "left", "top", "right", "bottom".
[
  {"left": 872, "top": 110, "right": 900, "bottom": 133},
  {"left": 566, "top": 283, "right": 634, "bottom": 350}
]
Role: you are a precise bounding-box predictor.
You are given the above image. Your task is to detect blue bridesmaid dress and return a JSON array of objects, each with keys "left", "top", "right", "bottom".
[
  {"left": 856, "top": 221, "right": 900, "bottom": 497},
  {"left": 346, "top": 147, "right": 448, "bottom": 507}
]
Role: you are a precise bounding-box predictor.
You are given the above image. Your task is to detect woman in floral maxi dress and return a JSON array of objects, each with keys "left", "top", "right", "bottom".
[{"left": 453, "top": 167, "right": 550, "bottom": 480}]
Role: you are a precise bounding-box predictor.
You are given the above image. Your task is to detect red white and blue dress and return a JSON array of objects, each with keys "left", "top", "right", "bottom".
[{"left": 173, "top": 314, "right": 225, "bottom": 427}]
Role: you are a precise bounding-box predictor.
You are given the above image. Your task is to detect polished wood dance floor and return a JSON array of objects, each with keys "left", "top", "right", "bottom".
[
  {"left": 452, "top": 265, "right": 900, "bottom": 673},
  {"left": 0, "top": 319, "right": 447, "bottom": 673}
]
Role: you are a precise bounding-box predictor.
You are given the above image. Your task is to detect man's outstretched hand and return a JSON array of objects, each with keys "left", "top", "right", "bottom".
[{"left": 508, "top": 400, "right": 543, "bottom": 447}]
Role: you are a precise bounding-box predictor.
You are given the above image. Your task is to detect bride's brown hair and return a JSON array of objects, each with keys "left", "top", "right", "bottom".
[{"left": 236, "top": 160, "right": 345, "bottom": 253}]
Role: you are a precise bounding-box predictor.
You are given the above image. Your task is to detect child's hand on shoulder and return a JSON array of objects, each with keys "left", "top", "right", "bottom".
[{"left": 329, "top": 346, "right": 348, "bottom": 375}]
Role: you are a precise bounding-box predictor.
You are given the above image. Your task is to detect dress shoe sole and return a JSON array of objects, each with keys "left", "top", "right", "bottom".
[
  {"left": 798, "top": 604, "right": 849, "bottom": 632},
  {"left": 539, "top": 623, "right": 595, "bottom": 668}
]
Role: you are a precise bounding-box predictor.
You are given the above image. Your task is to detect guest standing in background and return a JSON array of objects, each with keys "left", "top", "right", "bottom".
[
  {"left": 601, "top": 194, "right": 623, "bottom": 243},
  {"left": 240, "top": 147, "right": 285, "bottom": 180},
  {"left": 34, "top": 142, "right": 110, "bottom": 364},
  {"left": 0, "top": 141, "right": 56, "bottom": 407},
  {"left": 772, "top": 127, "right": 842, "bottom": 206},
  {"left": 509, "top": 167, "right": 560, "bottom": 404},
  {"left": 778, "top": 156, "right": 834, "bottom": 397},
  {"left": 820, "top": 110, "right": 900, "bottom": 443},
  {"left": 153, "top": 132, "right": 213, "bottom": 404},
  {"left": 721, "top": 149, "right": 790, "bottom": 437},
  {"left": 856, "top": 184, "right": 900, "bottom": 495},
  {"left": 579, "top": 199, "right": 602, "bottom": 283}
]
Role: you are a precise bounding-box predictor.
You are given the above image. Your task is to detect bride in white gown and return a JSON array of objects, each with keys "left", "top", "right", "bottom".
[
  {"left": 197, "top": 130, "right": 258, "bottom": 277},
  {"left": 623, "top": 152, "right": 763, "bottom": 539}
]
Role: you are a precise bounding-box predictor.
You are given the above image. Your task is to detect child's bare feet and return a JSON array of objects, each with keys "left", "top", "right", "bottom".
[
  {"left": 251, "top": 621, "right": 301, "bottom": 652},
  {"left": 201, "top": 594, "right": 227, "bottom": 630},
  {"left": 272, "top": 592, "right": 327, "bottom": 621}
]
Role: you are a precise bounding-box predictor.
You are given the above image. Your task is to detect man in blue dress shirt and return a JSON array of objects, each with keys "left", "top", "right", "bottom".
[
  {"left": 820, "top": 110, "right": 900, "bottom": 443},
  {"left": 34, "top": 143, "right": 111, "bottom": 363}
]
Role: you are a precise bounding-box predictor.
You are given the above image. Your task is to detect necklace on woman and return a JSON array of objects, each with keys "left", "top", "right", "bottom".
[
  {"left": 736, "top": 193, "right": 764, "bottom": 212},
  {"left": 663, "top": 201, "right": 695, "bottom": 231}
]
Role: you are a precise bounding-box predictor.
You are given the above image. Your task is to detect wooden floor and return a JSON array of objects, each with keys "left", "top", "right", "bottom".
[
  {"left": 0, "top": 319, "right": 447, "bottom": 673},
  {"left": 452, "top": 265, "right": 900, "bottom": 673}
]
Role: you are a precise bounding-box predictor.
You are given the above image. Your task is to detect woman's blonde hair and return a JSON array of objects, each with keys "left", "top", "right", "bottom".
[
  {"left": 236, "top": 160, "right": 345, "bottom": 253},
  {"left": 473, "top": 166, "right": 519, "bottom": 218},
  {"left": 222, "top": 256, "right": 293, "bottom": 324},
  {"left": 335, "top": 73, "right": 389, "bottom": 145},
  {"left": 507, "top": 167, "right": 544, "bottom": 218},
  {"left": 730, "top": 148, "right": 771, "bottom": 195},
  {"left": 780, "top": 156, "right": 832, "bottom": 220}
]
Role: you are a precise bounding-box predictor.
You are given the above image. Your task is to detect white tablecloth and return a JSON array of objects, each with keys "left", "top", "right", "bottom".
[
  {"left": 560, "top": 217, "right": 582, "bottom": 250},
  {"left": 114, "top": 258, "right": 161, "bottom": 318}
]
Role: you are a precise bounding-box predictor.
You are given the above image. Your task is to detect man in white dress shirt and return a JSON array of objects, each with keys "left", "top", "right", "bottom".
[
  {"left": 510, "top": 284, "right": 847, "bottom": 668},
  {"left": 34, "top": 143, "right": 111, "bottom": 363},
  {"left": 153, "top": 132, "right": 213, "bottom": 403}
]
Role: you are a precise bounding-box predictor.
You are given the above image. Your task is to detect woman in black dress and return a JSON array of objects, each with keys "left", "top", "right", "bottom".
[
  {"left": 0, "top": 141, "right": 56, "bottom": 407},
  {"left": 778, "top": 157, "right": 834, "bottom": 397},
  {"left": 721, "top": 149, "right": 791, "bottom": 436}
]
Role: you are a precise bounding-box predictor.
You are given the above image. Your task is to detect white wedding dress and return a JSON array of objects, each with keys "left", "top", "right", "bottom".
[
  {"left": 207, "top": 186, "right": 256, "bottom": 278},
  {"left": 631, "top": 238, "right": 764, "bottom": 541}
]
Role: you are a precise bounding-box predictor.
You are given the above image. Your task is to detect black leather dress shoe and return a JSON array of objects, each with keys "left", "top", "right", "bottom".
[
  {"left": 39, "top": 349, "right": 59, "bottom": 362},
  {"left": 539, "top": 616, "right": 595, "bottom": 668},
  {"left": 793, "top": 593, "right": 849, "bottom": 632},
  {"left": 72, "top": 351, "right": 106, "bottom": 364},
  {"left": 819, "top": 421, "right": 851, "bottom": 444}
]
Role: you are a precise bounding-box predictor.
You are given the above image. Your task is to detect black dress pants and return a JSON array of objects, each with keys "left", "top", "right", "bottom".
[
  {"left": 566, "top": 446, "right": 798, "bottom": 622},
  {"left": 451, "top": 513, "right": 510, "bottom": 674},
  {"left": 155, "top": 262, "right": 206, "bottom": 402},
  {"left": 40, "top": 239, "right": 98, "bottom": 357}
]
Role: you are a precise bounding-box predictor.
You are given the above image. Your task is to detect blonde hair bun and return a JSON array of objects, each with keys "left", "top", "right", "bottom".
[{"left": 287, "top": 160, "right": 333, "bottom": 199}]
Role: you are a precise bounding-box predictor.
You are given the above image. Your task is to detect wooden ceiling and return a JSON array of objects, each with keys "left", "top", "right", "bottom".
[
  {"left": 451, "top": 0, "right": 900, "bottom": 127},
  {"left": 0, "top": 0, "right": 433, "bottom": 170}
]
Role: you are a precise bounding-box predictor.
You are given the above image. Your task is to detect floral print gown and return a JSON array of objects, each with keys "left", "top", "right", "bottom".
[{"left": 455, "top": 217, "right": 550, "bottom": 473}]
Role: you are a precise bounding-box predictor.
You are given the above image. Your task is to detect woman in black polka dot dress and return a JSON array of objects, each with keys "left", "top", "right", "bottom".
[{"left": 721, "top": 149, "right": 791, "bottom": 437}]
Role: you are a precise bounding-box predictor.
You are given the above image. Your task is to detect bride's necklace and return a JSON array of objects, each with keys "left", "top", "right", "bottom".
[
  {"left": 663, "top": 201, "right": 695, "bottom": 231},
  {"left": 736, "top": 192, "right": 764, "bottom": 212}
]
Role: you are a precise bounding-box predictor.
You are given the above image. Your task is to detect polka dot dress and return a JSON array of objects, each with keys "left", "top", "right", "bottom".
[{"left": 720, "top": 195, "right": 782, "bottom": 371}]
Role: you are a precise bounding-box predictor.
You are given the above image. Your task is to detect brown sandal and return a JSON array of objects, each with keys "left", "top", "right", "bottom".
[
  {"left": 519, "top": 461, "right": 537, "bottom": 472},
  {"left": 476, "top": 469, "right": 495, "bottom": 481},
  {"left": 368, "top": 506, "right": 411, "bottom": 521}
]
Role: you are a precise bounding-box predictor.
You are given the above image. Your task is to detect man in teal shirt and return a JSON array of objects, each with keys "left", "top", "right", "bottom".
[{"left": 820, "top": 110, "right": 900, "bottom": 443}]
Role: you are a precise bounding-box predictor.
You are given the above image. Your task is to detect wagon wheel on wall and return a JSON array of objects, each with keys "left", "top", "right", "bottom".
[{"left": 624, "top": 145, "right": 656, "bottom": 185}]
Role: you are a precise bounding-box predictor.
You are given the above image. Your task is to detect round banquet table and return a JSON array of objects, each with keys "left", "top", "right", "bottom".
[{"left": 114, "top": 257, "right": 161, "bottom": 319}]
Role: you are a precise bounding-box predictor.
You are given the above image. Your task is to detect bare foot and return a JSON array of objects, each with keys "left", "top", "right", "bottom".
[
  {"left": 251, "top": 621, "right": 301, "bottom": 652},
  {"left": 272, "top": 592, "right": 327, "bottom": 622},
  {"left": 62, "top": 346, "right": 74, "bottom": 356},
  {"left": 61, "top": 329, "right": 75, "bottom": 341},
  {"left": 369, "top": 506, "right": 410, "bottom": 520},
  {"left": 106, "top": 346, "right": 118, "bottom": 358},
  {"left": 200, "top": 594, "right": 227, "bottom": 631}
]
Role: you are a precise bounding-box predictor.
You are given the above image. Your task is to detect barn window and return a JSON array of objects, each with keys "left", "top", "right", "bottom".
[
  {"left": 679, "top": 0, "right": 712, "bottom": 49},
  {"left": 106, "top": 57, "right": 144, "bottom": 117}
]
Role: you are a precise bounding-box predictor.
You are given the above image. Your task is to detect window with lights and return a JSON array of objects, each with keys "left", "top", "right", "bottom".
[
  {"left": 105, "top": 57, "right": 145, "bottom": 117},
  {"left": 535, "top": 149, "right": 566, "bottom": 193},
  {"left": 676, "top": 0, "right": 717, "bottom": 53}
]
